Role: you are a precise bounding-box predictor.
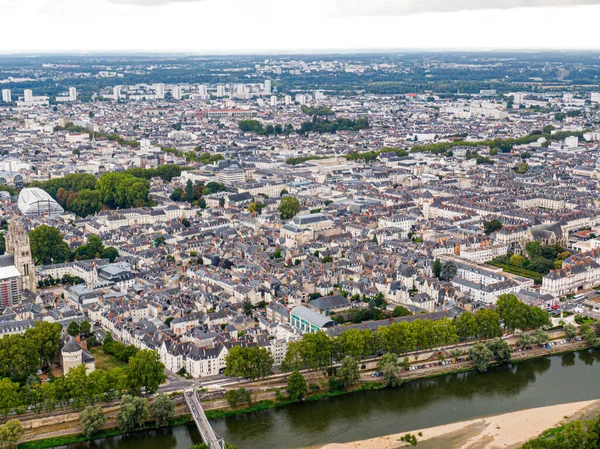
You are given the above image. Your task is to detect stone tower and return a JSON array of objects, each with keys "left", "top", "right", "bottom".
[{"left": 5, "top": 220, "right": 36, "bottom": 293}]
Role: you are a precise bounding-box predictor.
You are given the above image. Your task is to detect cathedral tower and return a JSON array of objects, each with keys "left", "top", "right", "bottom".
[{"left": 5, "top": 221, "right": 36, "bottom": 293}]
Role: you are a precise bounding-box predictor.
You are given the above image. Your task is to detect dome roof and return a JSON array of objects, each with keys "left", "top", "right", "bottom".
[{"left": 17, "top": 188, "right": 64, "bottom": 216}]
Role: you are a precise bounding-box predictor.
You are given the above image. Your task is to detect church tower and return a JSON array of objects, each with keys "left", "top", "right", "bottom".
[{"left": 5, "top": 221, "right": 36, "bottom": 293}]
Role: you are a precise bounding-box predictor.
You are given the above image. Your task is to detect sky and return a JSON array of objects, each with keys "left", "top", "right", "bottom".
[{"left": 2, "top": 0, "right": 600, "bottom": 52}]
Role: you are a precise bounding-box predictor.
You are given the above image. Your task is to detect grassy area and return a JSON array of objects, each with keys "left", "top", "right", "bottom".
[
  {"left": 487, "top": 262, "right": 544, "bottom": 284},
  {"left": 90, "top": 347, "right": 128, "bottom": 371}
]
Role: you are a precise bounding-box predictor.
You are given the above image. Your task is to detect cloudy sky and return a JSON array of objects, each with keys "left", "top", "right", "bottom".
[{"left": 1, "top": 0, "right": 599, "bottom": 52}]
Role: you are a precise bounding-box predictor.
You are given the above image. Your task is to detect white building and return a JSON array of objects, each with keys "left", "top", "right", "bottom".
[
  {"left": 1, "top": 89, "right": 11, "bottom": 103},
  {"left": 264, "top": 79, "right": 272, "bottom": 94}
]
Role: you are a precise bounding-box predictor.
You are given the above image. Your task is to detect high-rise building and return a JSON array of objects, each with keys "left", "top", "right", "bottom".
[
  {"left": 216, "top": 85, "right": 225, "bottom": 97},
  {"left": 284, "top": 95, "right": 292, "bottom": 105},
  {"left": 314, "top": 91, "right": 325, "bottom": 101},
  {"left": 237, "top": 84, "right": 246, "bottom": 95},
  {"left": 24, "top": 89, "right": 33, "bottom": 103},
  {"left": 5, "top": 220, "right": 36, "bottom": 293},
  {"left": 198, "top": 85, "right": 208, "bottom": 96},
  {"left": 172, "top": 86, "right": 182, "bottom": 100},
  {"left": 264, "top": 80, "right": 272, "bottom": 94},
  {"left": 591, "top": 93, "right": 600, "bottom": 103},
  {"left": 154, "top": 84, "right": 165, "bottom": 99},
  {"left": 113, "top": 86, "right": 122, "bottom": 101},
  {"left": 270, "top": 95, "right": 278, "bottom": 106},
  {"left": 0, "top": 255, "right": 22, "bottom": 309},
  {"left": 1, "top": 89, "right": 11, "bottom": 103}
]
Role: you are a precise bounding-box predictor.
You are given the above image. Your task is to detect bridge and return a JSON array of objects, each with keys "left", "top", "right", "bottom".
[{"left": 184, "top": 387, "right": 225, "bottom": 449}]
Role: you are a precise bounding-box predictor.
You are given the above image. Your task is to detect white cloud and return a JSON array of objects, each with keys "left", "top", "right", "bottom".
[
  {"left": 106, "top": 0, "right": 204, "bottom": 5},
  {"left": 336, "top": 0, "right": 600, "bottom": 15}
]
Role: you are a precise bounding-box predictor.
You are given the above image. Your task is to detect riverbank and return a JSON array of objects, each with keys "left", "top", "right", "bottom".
[{"left": 317, "top": 399, "right": 600, "bottom": 449}]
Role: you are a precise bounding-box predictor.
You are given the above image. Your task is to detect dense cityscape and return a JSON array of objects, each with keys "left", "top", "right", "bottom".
[{"left": 0, "top": 51, "right": 600, "bottom": 449}]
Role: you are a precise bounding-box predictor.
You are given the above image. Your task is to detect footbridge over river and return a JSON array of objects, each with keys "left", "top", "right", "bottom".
[{"left": 184, "top": 387, "right": 225, "bottom": 449}]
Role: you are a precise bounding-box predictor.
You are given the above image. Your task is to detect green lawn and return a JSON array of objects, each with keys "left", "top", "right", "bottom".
[{"left": 90, "top": 347, "right": 127, "bottom": 371}]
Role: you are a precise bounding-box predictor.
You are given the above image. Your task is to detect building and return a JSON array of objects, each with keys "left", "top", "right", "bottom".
[
  {"left": 307, "top": 295, "right": 352, "bottom": 313},
  {"left": 4, "top": 221, "right": 36, "bottom": 292},
  {"left": 264, "top": 79, "right": 272, "bottom": 94},
  {"left": 69, "top": 87, "right": 77, "bottom": 101},
  {"left": 17, "top": 188, "right": 65, "bottom": 216},
  {"left": 0, "top": 255, "right": 22, "bottom": 309},
  {"left": 61, "top": 337, "right": 95, "bottom": 374},
  {"left": 290, "top": 306, "right": 335, "bottom": 333},
  {"left": 172, "top": 86, "right": 182, "bottom": 100},
  {"left": 1, "top": 89, "right": 11, "bottom": 103}
]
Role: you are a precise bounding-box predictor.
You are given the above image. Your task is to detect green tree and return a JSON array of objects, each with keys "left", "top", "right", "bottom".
[
  {"left": 392, "top": 306, "right": 410, "bottom": 317},
  {"left": 127, "top": 350, "right": 166, "bottom": 395},
  {"left": 101, "top": 247, "right": 119, "bottom": 262},
  {"left": 185, "top": 180, "right": 194, "bottom": 201},
  {"left": 496, "top": 294, "right": 528, "bottom": 332},
  {"left": 517, "top": 332, "right": 534, "bottom": 349},
  {"left": 455, "top": 312, "right": 479, "bottom": 340},
  {"left": 433, "top": 259, "right": 442, "bottom": 279},
  {"left": 29, "top": 225, "right": 71, "bottom": 265},
  {"left": 97, "top": 173, "right": 151, "bottom": 209},
  {"left": 580, "top": 323, "right": 598, "bottom": 346},
  {"left": 0, "top": 378, "right": 20, "bottom": 417},
  {"left": 150, "top": 394, "right": 175, "bottom": 427},
  {"left": 278, "top": 196, "right": 300, "bottom": 220},
  {"left": 117, "top": 396, "right": 150, "bottom": 432},
  {"left": 67, "top": 321, "right": 80, "bottom": 337},
  {"left": 534, "top": 329, "right": 550, "bottom": 345},
  {"left": 485, "top": 338, "right": 512, "bottom": 364},
  {"left": 79, "top": 321, "right": 91, "bottom": 336},
  {"left": 224, "top": 346, "right": 274, "bottom": 380},
  {"left": 286, "top": 370, "right": 307, "bottom": 402},
  {"left": 469, "top": 342, "right": 494, "bottom": 373},
  {"left": 484, "top": 219, "right": 502, "bottom": 235},
  {"left": 509, "top": 254, "right": 526, "bottom": 267},
  {"left": 80, "top": 405, "right": 105, "bottom": 438},
  {"left": 338, "top": 356, "right": 360, "bottom": 389},
  {"left": 25, "top": 321, "right": 62, "bottom": 368},
  {"left": 525, "top": 241, "right": 542, "bottom": 259},
  {"left": 0, "top": 419, "right": 24, "bottom": 449},
  {"left": 377, "top": 353, "right": 401, "bottom": 388},
  {"left": 564, "top": 323, "right": 577, "bottom": 341},
  {"left": 475, "top": 309, "right": 502, "bottom": 339}
]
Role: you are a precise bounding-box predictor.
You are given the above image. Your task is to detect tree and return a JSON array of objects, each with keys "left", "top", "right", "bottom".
[
  {"left": 79, "top": 321, "right": 91, "bottom": 337},
  {"left": 101, "top": 247, "right": 119, "bottom": 262},
  {"left": 525, "top": 241, "right": 542, "bottom": 259},
  {"left": 278, "top": 196, "right": 300, "bottom": 220},
  {"left": 185, "top": 180, "right": 194, "bottom": 201},
  {"left": 534, "top": 329, "right": 550, "bottom": 345},
  {"left": 0, "top": 378, "right": 20, "bottom": 417},
  {"left": 80, "top": 405, "right": 105, "bottom": 438},
  {"left": 0, "top": 419, "right": 23, "bottom": 449},
  {"left": 455, "top": 312, "right": 479, "bottom": 341},
  {"left": 224, "top": 346, "right": 273, "bottom": 380},
  {"left": 67, "top": 321, "right": 80, "bottom": 337},
  {"left": 150, "top": 394, "right": 175, "bottom": 427},
  {"left": 485, "top": 338, "right": 512, "bottom": 364},
  {"left": 117, "top": 395, "right": 150, "bottom": 432},
  {"left": 580, "top": 323, "right": 598, "bottom": 346},
  {"left": 496, "top": 294, "right": 528, "bottom": 332},
  {"left": 286, "top": 370, "right": 307, "bottom": 402},
  {"left": 377, "top": 353, "right": 401, "bottom": 388},
  {"left": 392, "top": 306, "right": 410, "bottom": 317},
  {"left": 97, "top": 173, "right": 150, "bottom": 209},
  {"left": 439, "top": 261, "right": 457, "bottom": 281},
  {"left": 126, "top": 350, "right": 166, "bottom": 395},
  {"left": 29, "top": 225, "right": 71, "bottom": 265},
  {"left": 517, "top": 332, "right": 534, "bottom": 349},
  {"left": 485, "top": 219, "right": 502, "bottom": 235},
  {"left": 469, "top": 342, "right": 494, "bottom": 373},
  {"left": 338, "top": 356, "right": 360, "bottom": 389},
  {"left": 433, "top": 259, "right": 442, "bottom": 279},
  {"left": 25, "top": 321, "right": 62, "bottom": 368},
  {"left": 564, "top": 323, "right": 577, "bottom": 341},
  {"left": 509, "top": 254, "right": 526, "bottom": 267},
  {"left": 475, "top": 309, "right": 502, "bottom": 339}
]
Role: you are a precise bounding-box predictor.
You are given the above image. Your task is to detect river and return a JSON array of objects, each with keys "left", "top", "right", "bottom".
[{"left": 68, "top": 349, "right": 600, "bottom": 449}]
